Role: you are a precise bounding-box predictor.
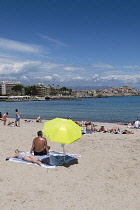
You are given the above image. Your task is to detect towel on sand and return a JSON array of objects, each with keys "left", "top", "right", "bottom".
[{"left": 7, "top": 151, "right": 81, "bottom": 168}]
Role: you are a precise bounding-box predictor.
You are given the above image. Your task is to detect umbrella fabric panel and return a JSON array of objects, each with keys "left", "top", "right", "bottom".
[{"left": 42, "top": 118, "right": 82, "bottom": 144}]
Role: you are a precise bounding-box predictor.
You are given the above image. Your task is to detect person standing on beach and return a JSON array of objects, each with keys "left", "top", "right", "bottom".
[
  {"left": 30, "top": 131, "right": 50, "bottom": 156},
  {"left": 0, "top": 112, "right": 2, "bottom": 120},
  {"left": 15, "top": 109, "right": 21, "bottom": 127},
  {"left": 2, "top": 112, "right": 8, "bottom": 125}
]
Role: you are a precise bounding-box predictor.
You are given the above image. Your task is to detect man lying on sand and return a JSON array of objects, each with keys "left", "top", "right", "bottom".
[{"left": 30, "top": 131, "right": 50, "bottom": 156}]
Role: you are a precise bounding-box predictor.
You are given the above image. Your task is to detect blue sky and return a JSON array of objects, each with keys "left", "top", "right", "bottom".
[{"left": 0, "top": 0, "right": 140, "bottom": 90}]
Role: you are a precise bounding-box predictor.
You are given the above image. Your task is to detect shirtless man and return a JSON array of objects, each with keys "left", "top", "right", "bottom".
[
  {"left": 30, "top": 131, "right": 50, "bottom": 156},
  {"left": 2, "top": 112, "right": 8, "bottom": 125}
]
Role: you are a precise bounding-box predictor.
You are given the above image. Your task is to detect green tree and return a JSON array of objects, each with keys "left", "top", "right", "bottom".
[
  {"left": 60, "top": 87, "right": 69, "bottom": 95},
  {"left": 69, "top": 89, "right": 72, "bottom": 95},
  {"left": 25, "top": 85, "right": 37, "bottom": 95},
  {"left": 12, "top": 84, "right": 24, "bottom": 95}
]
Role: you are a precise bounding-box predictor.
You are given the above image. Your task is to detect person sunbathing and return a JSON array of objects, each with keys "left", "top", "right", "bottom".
[
  {"left": 109, "top": 126, "right": 120, "bottom": 133},
  {"left": 121, "top": 130, "right": 134, "bottom": 134},
  {"left": 36, "top": 116, "right": 42, "bottom": 123},
  {"left": 5, "top": 150, "right": 43, "bottom": 166},
  {"left": 86, "top": 122, "right": 95, "bottom": 134},
  {"left": 127, "top": 121, "right": 135, "bottom": 128},
  {"left": 8, "top": 121, "right": 14, "bottom": 126},
  {"left": 99, "top": 126, "right": 109, "bottom": 132},
  {"left": 98, "top": 126, "right": 121, "bottom": 133}
]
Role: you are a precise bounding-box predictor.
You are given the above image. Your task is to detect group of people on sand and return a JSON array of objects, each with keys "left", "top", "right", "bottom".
[
  {"left": 77, "top": 121, "right": 135, "bottom": 135},
  {"left": 1, "top": 109, "right": 43, "bottom": 126},
  {"left": 6, "top": 131, "right": 50, "bottom": 166},
  {"left": 0, "top": 109, "right": 21, "bottom": 126}
]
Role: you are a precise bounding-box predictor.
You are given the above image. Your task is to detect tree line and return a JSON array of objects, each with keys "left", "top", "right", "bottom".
[{"left": 11, "top": 85, "right": 72, "bottom": 96}]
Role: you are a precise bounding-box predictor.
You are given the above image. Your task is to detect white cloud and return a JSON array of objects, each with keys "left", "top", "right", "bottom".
[
  {"left": 44, "top": 76, "right": 53, "bottom": 80},
  {"left": 38, "top": 34, "right": 69, "bottom": 47},
  {"left": 92, "top": 64, "right": 114, "bottom": 69},
  {"left": 0, "top": 53, "right": 140, "bottom": 89},
  {"left": 63, "top": 66, "right": 84, "bottom": 71},
  {"left": 72, "top": 76, "right": 83, "bottom": 80},
  {"left": 99, "top": 74, "right": 140, "bottom": 85},
  {"left": 123, "top": 65, "right": 139, "bottom": 69},
  {"left": 0, "top": 37, "right": 42, "bottom": 53}
]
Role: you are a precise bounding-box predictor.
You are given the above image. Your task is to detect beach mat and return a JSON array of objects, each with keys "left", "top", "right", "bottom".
[{"left": 7, "top": 151, "right": 81, "bottom": 168}]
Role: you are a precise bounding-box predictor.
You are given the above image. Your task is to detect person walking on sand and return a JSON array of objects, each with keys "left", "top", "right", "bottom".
[
  {"left": 2, "top": 112, "right": 8, "bottom": 125},
  {"left": 15, "top": 109, "right": 21, "bottom": 127},
  {"left": 30, "top": 131, "right": 50, "bottom": 156}
]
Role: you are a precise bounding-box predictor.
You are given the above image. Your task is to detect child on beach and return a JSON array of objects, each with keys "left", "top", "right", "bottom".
[{"left": 15, "top": 109, "right": 21, "bottom": 127}]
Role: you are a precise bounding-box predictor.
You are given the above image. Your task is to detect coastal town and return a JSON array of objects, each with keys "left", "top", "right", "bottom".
[{"left": 0, "top": 80, "right": 139, "bottom": 101}]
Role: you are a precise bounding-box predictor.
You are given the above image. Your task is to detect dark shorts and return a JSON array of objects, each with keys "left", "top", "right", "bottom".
[
  {"left": 15, "top": 118, "right": 20, "bottom": 122},
  {"left": 34, "top": 149, "right": 47, "bottom": 156}
]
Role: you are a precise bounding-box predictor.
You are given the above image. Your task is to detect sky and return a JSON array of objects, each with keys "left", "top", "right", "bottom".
[{"left": 0, "top": 0, "right": 140, "bottom": 90}]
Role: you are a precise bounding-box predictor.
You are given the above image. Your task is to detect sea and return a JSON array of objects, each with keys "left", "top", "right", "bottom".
[{"left": 0, "top": 96, "right": 140, "bottom": 123}]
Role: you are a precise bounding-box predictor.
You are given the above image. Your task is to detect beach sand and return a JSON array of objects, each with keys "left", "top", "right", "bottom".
[{"left": 0, "top": 119, "right": 140, "bottom": 210}]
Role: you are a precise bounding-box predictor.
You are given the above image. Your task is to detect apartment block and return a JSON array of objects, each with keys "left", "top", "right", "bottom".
[{"left": 0, "top": 81, "right": 20, "bottom": 95}]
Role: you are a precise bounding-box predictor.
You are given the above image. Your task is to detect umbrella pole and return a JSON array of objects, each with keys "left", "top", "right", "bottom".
[
  {"left": 61, "top": 144, "right": 66, "bottom": 163},
  {"left": 63, "top": 146, "right": 65, "bottom": 163}
]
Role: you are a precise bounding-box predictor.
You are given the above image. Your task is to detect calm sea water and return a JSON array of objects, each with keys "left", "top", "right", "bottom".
[{"left": 0, "top": 96, "right": 140, "bottom": 123}]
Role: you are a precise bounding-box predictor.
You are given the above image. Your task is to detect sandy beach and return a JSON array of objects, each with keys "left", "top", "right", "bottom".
[{"left": 0, "top": 118, "right": 140, "bottom": 210}]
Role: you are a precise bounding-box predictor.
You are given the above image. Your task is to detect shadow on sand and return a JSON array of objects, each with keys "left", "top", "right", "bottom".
[{"left": 63, "top": 158, "right": 79, "bottom": 168}]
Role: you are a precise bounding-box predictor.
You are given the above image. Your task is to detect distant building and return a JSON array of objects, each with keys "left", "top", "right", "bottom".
[
  {"left": 0, "top": 81, "right": 21, "bottom": 95},
  {"left": 35, "top": 83, "right": 47, "bottom": 96},
  {"left": 71, "top": 85, "right": 139, "bottom": 98}
]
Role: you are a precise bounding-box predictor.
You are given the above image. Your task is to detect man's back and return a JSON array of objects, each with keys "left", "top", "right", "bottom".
[
  {"left": 30, "top": 131, "right": 50, "bottom": 155},
  {"left": 33, "top": 136, "right": 46, "bottom": 152},
  {"left": 2, "top": 113, "right": 6, "bottom": 120}
]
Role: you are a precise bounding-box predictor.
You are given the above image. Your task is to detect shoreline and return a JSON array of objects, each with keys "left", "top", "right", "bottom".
[
  {"left": 0, "top": 94, "right": 140, "bottom": 104},
  {"left": 7, "top": 117, "right": 130, "bottom": 125}
]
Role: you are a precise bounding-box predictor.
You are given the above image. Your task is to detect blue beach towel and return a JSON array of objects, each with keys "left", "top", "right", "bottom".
[{"left": 6, "top": 151, "right": 81, "bottom": 168}]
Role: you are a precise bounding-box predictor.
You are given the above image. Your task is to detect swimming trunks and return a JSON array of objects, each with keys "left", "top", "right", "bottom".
[
  {"left": 34, "top": 149, "right": 47, "bottom": 156},
  {"left": 86, "top": 129, "right": 92, "bottom": 134}
]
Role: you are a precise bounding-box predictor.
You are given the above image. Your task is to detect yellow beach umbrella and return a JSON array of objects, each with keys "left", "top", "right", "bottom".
[
  {"left": 42, "top": 118, "right": 82, "bottom": 145},
  {"left": 43, "top": 118, "right": 82, "bottom": 164}
]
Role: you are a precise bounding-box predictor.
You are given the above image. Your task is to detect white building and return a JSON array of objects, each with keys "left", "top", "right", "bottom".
[{"left": 0, "top": 81, "right": 21, "bottom": 95}]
